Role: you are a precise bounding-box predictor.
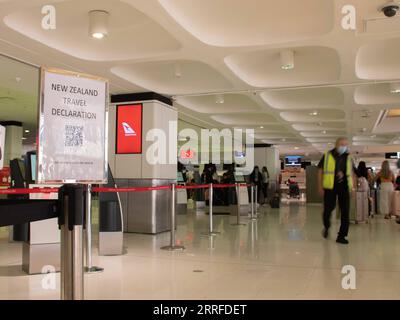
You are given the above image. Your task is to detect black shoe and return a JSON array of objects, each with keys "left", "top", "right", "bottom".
[
  {"left": 322, "top": 228, "right": 329, "bottom": 239},
  {"left": 336, "top": 237, "right": 349, "bottom": 244}
]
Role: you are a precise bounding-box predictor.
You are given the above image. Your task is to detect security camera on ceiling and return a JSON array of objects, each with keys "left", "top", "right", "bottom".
[{"left": 380, "top": 2, "right": 400, "bottom": 17}]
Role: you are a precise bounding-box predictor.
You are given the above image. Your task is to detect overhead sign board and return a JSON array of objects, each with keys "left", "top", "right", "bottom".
[{"left": 38, "top": 68, "right": 108, "bottom": 184}]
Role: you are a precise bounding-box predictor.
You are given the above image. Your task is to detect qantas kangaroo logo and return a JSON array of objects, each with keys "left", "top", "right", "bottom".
[{"left": 122, "top": 122, "right": 137, "bottom": 137}]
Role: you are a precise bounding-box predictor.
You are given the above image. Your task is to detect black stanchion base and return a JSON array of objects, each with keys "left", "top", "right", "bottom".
[
  {"left": 85, "top": 266, "right": 104, "bottom": 273},
  {"left": 160, "top": 245, "right": 185, "bottom": 251},
  {"left": 200, "top": 231, "right": 220, "bottom": 237}
]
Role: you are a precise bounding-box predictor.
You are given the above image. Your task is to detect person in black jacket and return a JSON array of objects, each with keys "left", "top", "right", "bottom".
[{"left": 250, "top": 166, "right": 263, "bottom": 204}]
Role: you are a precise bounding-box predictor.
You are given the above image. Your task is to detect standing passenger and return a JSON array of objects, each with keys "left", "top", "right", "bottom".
[{"left": 376, "top": 160, "right": 395, "bottom": 219}]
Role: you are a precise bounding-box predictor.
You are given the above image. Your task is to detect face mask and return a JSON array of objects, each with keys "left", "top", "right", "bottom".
[{"left": 337, "top": 146, "right": 347, "bottom": 155}]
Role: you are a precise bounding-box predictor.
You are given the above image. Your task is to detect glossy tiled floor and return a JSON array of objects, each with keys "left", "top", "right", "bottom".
[{"left": 1, "top": 203, "right": 400, "bottom": 300}]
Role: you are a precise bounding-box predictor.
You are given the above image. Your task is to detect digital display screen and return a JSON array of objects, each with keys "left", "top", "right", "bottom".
[
  {"left": 116, "top": 104, "right": 143, "bottom": 154},
  {"left": 385, "top": 152, "right": 400, "bottom": 159},
  {"left": 285, "top": 155, "right": 302, "bottom": 166},
  {"left": 234, "top": 172, "right": 245, "bottom": 182},
  {"left": 177, "top": 172, "right": 184, "bottom": 183}
]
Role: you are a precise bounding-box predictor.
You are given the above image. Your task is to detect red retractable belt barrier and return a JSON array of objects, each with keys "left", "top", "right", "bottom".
[
  {"left": 0, "top": 183, "right": 251, "bottom": 195},
  {"left": 92, "top": 186, "right": 171, "bottom": 193},
  {"left": 0, "top": 188, "right": 59, "bottom": 195}
]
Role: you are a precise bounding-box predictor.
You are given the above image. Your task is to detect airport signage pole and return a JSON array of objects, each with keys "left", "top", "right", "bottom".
[
  {"left": 161, "top": 184, "right": 185, "bottom": 251},
  {"left": 250, "top": 185, "right": 257, "bottom": 221},
  {"left": 201, "top": 183, "right": 220, "bottom": 237},
  {"left": 255, "top": 185, "right": 259, "bottom": 215},
  {"left": 37, "top": 68, "right": 109, "bottom": 300},
  {"left": 232, "top": 183, "right": 245, "bottom": 226},
  {"left": 85, "top": 184, "right": 103, "bottom": 273},
  {"left": 59, "top": 185, "right": 85, "bottom": 300}
]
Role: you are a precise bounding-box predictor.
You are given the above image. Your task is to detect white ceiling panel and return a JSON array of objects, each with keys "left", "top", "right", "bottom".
[
  {"left": 158, "top": 0, "right": 334, "bottom": 47},
  {"left": 354, "top": 83, "right": 400, "bottom": 105},
  {"left": 356, "top": 37, "right": 400, "bottom": 80},
  {"left": 261, "top": 87, "right": 344, "bottom": 110},
  {"left": 300, "top": 131, "right": 346, "bottom": 138},
  {"left": 211, "top": 113, "right": 276, "bottom": 126},
  {"left": 111, "top": 60, "right": 232, "bottom": 95},
  {"left": 280, "top": 109, "right": 346, "bottom": 122},
  {"left": 4, "top": 0, "right": 181, "bottom": 61},
  {"left": 292, "top": 122, "right": 347, "bottom": 131},
  {"left": 176, "top": 93, "right": 261, "bottom": 114},
  {"left": 225, "top": 46, "right": 341, "bottom": 88}
]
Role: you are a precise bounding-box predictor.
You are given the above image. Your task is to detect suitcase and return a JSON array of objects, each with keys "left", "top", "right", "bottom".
[
  {"left": 392, "top": 191, "right": 400, "bottom": 216},
  {"left": 355, "top": 191, "right": 369, "bottom": 223},
  {"left": 270, "top": 196, "right": 280, "bottom": 208},
  {"left": 336, "top": 191, "right": 368, "bottom": 223}
]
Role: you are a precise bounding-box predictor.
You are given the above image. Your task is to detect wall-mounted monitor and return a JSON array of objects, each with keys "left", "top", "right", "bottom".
[
  {"left": 116, "top": 104, "right": 143, "bottom": 154},
  {"left": 285, "top": 155, "right": 302, "bottom": 167},
  {"left": 25, "top": 151, "right": 37, "bottom": 183}
]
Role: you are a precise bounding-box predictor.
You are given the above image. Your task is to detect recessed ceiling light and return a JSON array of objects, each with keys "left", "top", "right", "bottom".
[
  {"left": 280, "top": 49, "right": 294, "bottom": 70},
  {"left": 173, "top": 63, "right": 182, "bottom": 78},
  {"left": 259, "top": 126, "right": 264, "bottom": 129},
  {"left": 22, "top": 137, "right": 26, "bottom": 140},
  {"left": 24, "top": 129, "right": 30, "bottom": 133},
  {"left": 89, "top": 10, "right": 109, "bottom": 39},
  {"left": 309, "top": 111, "right": 319, "bottom": 116},
  {"left": 322, "top": 130, "right": 327, "bottom": 134},
  {"left": 215, "top": 94, "right": 224, "bottom": 104},
  {"left": 294, "top": 146, "right": 299, "bottom": 150},
  {"left": 390, "top": 82, "right": 400, "bottom": 94}
]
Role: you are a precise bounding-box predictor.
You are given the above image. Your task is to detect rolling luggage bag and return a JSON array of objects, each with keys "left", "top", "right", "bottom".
[
  {"left": 355, "top": 191, "right": 369, "bottom": 223},
  {"left": 270, "top": 194, "right": 280, "bottom": 208},
  {"left": 336, "top": 191, "right": 368, "bottom": 223}
]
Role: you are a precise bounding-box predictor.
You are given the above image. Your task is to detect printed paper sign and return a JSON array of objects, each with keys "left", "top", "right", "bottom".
[
  {"left": 0, "top": 125, "right": 5, "bottom": 170},
  {"left": 38, "top": 68, "right": 108, "bottom": 183}
]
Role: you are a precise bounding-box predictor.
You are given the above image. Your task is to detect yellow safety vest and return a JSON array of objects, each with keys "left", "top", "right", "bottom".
[{"left": 322, "top": 151, "right": 353, "bottom": 190}]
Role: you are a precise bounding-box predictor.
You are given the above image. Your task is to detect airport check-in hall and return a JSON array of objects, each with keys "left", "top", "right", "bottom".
[{"left": 1, "top": 0, "right": 400, "bottom": 304}]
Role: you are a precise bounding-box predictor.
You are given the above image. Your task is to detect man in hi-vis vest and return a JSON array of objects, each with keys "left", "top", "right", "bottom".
[{"left": 318, "top": 137, "right": 355, "bottom": 244}]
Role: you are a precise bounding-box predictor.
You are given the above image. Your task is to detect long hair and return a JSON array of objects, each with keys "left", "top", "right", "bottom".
[
  {"left": 357, "top": 161, "right": 368, "bottom": 179},
  {"left": 380, "top": 160, "right": 392, "bottom": 180}
]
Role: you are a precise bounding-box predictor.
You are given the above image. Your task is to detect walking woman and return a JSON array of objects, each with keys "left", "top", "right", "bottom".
[
  {"left": 376, "top": 160, "right": 395, "bottom": 219},
  {"left": 261, "top": 166, "right": 270, "bottom": 203}
]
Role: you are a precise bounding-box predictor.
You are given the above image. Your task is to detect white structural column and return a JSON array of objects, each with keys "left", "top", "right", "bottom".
[
  {"left": 254, "top": 146, "right": 280, "bottom": 197},
  {"left": 2, "top": 122, "right": 23, "bottom": 166}
]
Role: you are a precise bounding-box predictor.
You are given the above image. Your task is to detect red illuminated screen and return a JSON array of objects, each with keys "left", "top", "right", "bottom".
[{"left": 116, "top": 104, "right": 143, "bottom": 154}]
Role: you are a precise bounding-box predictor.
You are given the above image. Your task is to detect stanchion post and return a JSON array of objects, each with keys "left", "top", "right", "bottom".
[
  {"left": 201, "top": 183, "right": 220, "bottom": 237},
  {"left": 250, "top": 185, "right": 257, "bottom": 221},
  {"left": 84, "top": 184, "right": 103, "bottom": 273},
  {"left": 59, "top": 184, "right": 85, "bottom": 300},
  {"left": 161, "top": 184, "right": 185, "bottom": 251},
  {"left": 231, "top": 183, "right": 245, "bottom": 226},
  {"left": 255, "top": 185, "right": 259, "bottom": 214}
]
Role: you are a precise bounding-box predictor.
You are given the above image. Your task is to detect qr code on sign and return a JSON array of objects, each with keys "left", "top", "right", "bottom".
[{"left": 65, "top": 125, "right": 83, "bottom": 147}]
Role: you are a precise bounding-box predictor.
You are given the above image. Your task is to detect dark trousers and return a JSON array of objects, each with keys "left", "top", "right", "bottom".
[{"left": 323, "top": 186, "right": 350, "bottom": 238}]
